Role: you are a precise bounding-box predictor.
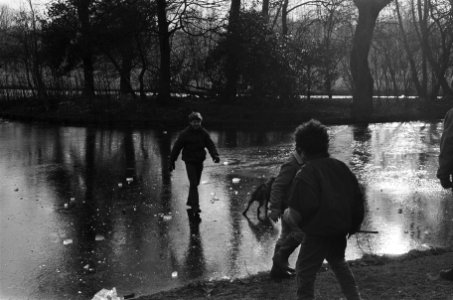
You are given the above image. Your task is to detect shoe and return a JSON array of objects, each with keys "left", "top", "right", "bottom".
[
  {"left": 187, "top": 205, "right": 201, "bottom": 213},
  {"left": 440, "top": 269, "right": 453, "bottom": 281},
  {"left": 270, "top": 266, "right": 296, "bottom": 280}
]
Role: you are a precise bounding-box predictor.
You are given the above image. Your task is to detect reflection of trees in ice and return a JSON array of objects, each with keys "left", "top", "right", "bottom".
[
  {"left": 3, "top": 121, "right": 453, "bottom": 299},
  {"left": 329, "top": 122, "right": 452, "bottom": 260}
]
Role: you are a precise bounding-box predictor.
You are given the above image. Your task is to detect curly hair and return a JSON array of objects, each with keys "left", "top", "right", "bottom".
[
  {"left": 295, "top": 119, "right": 329, "bottom": 156},
  {"left": 188, "top": 112, "right": 203, "bottom": 121}
]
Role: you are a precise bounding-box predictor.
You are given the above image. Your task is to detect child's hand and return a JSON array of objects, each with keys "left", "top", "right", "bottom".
[
  {"left": 268, "top": 210, "right": 280, "bottom": 222},
  {"left": 440, "top": 176, "right": 453, "bottom": 189}
]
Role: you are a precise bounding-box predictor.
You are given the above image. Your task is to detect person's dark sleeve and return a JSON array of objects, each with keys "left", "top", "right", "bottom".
[
  {"left": 269, "top": 160, "right": 296, "bottom": 215},
  {"left": 287, "top": 175, "right": 304, "bottom": 216},
  {"left": 204, "top": 130, "right": 219, "bottom": 159},
  {"left": 287, "top": 169, "right": 319, "bottom": 227},
  {"left": 350, "top": 175, "right": 365, "bottom": 235},
  {"left": 169, "top": 134, "right": 184, "bottom": 163}
]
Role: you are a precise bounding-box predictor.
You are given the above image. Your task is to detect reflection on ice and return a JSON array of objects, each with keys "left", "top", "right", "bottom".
[{"left": 0, "top": 120, "right": 451, "bottom": 300}]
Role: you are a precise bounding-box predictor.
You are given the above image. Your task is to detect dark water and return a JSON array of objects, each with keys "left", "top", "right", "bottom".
[{"left": 1, "top": 120, "right": 452, "bottom": 300}]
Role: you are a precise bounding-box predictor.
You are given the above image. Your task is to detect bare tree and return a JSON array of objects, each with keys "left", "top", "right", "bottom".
[
  {"left": 223, "top": 0, "right": 241, "bottom": 102},
  {"left": 156, "top": 0, "right": 172, "bottom": 103},
  {"left": 75, "top": 0, "right": 95, "bottom": 97},
  {"left": 26, "top": 0, "right": 47, "bottom": 102},
  {"left": 395, "top": 0, "right": 452, "bottom": 102},
  {"left": 157, "top": 0, "right": 228, "bottom": 103},
  {"left": 417, "top": 0, "right": 453, "bottom": 98}
]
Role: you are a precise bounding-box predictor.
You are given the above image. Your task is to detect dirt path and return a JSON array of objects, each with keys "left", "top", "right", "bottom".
[{"left": 138, "top": 249, "right": 453, "bottom": 300}]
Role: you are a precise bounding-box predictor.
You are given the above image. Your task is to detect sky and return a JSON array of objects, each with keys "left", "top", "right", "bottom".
[{"left": 0, "top": 0, "right": 48, "bottom": 10}]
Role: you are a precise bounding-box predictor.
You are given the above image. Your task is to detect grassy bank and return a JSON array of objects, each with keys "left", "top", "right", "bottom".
[
  {"left": 137, "top": 248, "right": 453, "bottom": 300},
  {"left": 0, "top": 96, "right": 452, "bottom": 129}
]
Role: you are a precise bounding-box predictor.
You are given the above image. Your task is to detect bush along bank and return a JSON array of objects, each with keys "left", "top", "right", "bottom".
[{"left": 0, "top": 96, "right": 452, "bottom": 129}]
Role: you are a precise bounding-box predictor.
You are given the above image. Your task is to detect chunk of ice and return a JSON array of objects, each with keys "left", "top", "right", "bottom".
[
  {"left": 63, "top": 239, "right": 73, "bottom": 245},
  {"left": 95, "top": 234, "right": 105, "bottom": 241},
  {"left": 91, "top": 287, "right": 120, "bottom": 300}
]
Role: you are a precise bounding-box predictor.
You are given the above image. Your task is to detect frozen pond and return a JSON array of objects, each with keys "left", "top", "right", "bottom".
[{"left": 1, "top": 120, "right": 452, "bottom": 299}]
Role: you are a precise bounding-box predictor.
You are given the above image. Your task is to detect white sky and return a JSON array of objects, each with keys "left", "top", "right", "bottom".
[{"left": 0, "top": 0, "right": 49, "bottom": 10}]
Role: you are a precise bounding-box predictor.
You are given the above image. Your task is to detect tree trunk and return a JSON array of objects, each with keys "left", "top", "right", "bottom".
[
  {"left": 157, "top": 0, "right": 171, "bottom": 103},
  {"left": 120, "top": 50, "right": 135, "bottom": 97},
  {"left": 350, "top": 0, "right": 392, "bottom": 121},
  {"left": 282, "top": 0, "right": 289, "bottom": 36},
  {"left": 136, "top": 35, "right": 149, "bottom": 101},
  {"left": 23, "top": 53, "right": 36, "bottom": 98},
  {"left": 262, "top": 0, "right": 269, "bottom": 22},
  {"left": 223, "top": 0, "right": 241, "bottom": 103},
  {"left": 383, "top": 49, "right": 399, "bottom": 97},
  {"left": 307, "top": 65, "right": 312, "bottom": 101},
  {"left": 138, "top": 66, "right": 147, "bottom": 100},
  {"left": 431, "top": 71, "right": 441, "bottom": 101},
  {"left": 27, "top": 0, "right": 47, "bottom": 104},
  {"left": 325, "top": 77, "right": 332, "bottom": 100},
  {"left": 77, "top": 0, "right": 95, "bottom": 98},
  {"left": 81, "top": 56, "right": 94, "bottom": 97}
]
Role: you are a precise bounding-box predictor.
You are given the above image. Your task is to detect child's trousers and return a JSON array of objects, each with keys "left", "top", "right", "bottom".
[
  {"left": 296, "top": 234, "right": 361, "bottom": 300},
  {"left": 185, "top": 162, "right": 203, "bottom": 209},
  {"left": 272, "top": 214, "right": 304, "bottom": 270}
]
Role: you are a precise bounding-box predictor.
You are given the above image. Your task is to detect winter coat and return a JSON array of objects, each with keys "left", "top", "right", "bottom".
[
  {"left": 170, "top": 126, "right": 219, "bottom": 163},
  {"left": 288, "top": 155, "right": 364, "bottom": 236},
  {"left": 268, "top": 152, "right": 304, "bottom": 216}
]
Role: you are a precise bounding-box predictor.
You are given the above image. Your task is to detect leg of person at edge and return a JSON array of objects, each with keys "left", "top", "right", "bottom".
[
  {"left": 268, "top": 128, "right": 305, "bottom": 279},
  {"left": 169, "top": 112, "right": 220, "bottom": 212},
  {"left": 284, "top": 119, "right": 364, "bottom": 300},
  {"left": 437, "top": 107, "right": 453, "bottom": 280}
]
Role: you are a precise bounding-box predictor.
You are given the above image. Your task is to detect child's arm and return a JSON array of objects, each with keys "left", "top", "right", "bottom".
[
  {"left": 204, "top": 131, "right": 220, "bottom": 162},
  {"left": 169, "top": 134, "right": 184, "bottom": 170},
  {"left": 269, "top": 161, "right": 296, "bottom": 221},
  {"left": 350, "top": 182, "right": 365, "bottom": 235}
]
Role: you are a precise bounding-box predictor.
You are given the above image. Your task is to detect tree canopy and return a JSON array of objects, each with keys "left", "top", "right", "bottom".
[{"left": 0, "top": 0, "right": 451, "bottom": 108}]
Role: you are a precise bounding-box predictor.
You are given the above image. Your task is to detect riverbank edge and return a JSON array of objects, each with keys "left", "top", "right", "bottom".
[
  {"left": 137, "top": 247, "right": 453, "bottom": 300},
  {"left": 1, "top": 98, "right": 452, "bottom": 129}
]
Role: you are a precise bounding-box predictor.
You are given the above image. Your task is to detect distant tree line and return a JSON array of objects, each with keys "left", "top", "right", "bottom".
[{"left": 0, "top": 0, "right": 451, "bottom": 115}]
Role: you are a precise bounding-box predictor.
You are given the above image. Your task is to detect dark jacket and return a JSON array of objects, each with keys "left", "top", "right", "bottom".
[
  {"left": 269, "top": 152, "right": 304, "bottom": 215},
  {"left": 170, "top": 126, "right": 219, "bottom": 163},
  {"left": 288, "top": 155, "right": 364, "bottom": 236}
]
